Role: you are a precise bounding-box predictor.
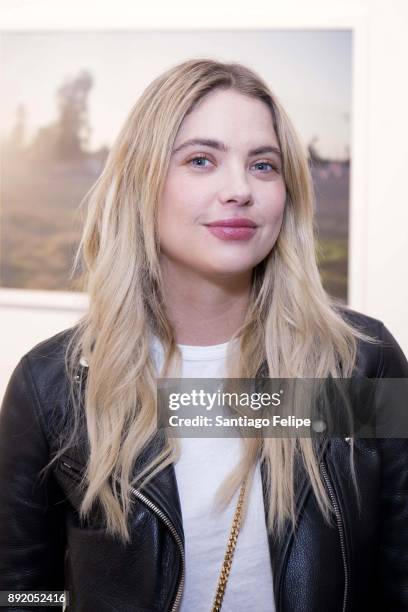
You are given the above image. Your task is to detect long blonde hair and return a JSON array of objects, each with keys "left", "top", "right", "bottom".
[{"left": 43, "top": 58, "right": 380, "bottom": 544}]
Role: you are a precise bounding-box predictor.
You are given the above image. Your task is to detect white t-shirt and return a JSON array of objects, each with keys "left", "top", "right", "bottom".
[{"left": 150, "top": 335, "right": 276, "bottom": 612}]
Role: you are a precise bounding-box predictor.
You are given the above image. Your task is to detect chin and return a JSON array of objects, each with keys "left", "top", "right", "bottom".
[{"left": 205, "top": 262, "right": 255, "bottom": 277}]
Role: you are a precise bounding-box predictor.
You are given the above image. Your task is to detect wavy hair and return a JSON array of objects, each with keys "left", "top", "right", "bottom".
[{"left": 42, "top": 58, "right": 380, "bottom": 544}]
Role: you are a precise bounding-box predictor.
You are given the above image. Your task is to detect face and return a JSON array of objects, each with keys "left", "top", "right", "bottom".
[{"left": 158, "top": 88, "right": 287, "bottom": 280}]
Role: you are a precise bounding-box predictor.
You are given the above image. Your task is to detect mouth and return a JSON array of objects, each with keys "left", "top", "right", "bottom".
[
  {"left": 205, "top": 218, "right": 257, "bottom": 228},
  {"left": 204, "top": 221, "right": 258, "bottom": 242}
]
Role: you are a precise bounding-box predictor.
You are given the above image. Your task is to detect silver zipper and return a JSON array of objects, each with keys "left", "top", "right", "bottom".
[
  {"left": 320, "top": 460, "right": 349, "bottom": 612},
  {"left": 130, "top": 486, "right": 185, "bottom": 612},
  {"left": 60, "top": 461, "right": 185, "bottom": 611},
  {"left": 62, "top": 461, "right": 78, "bottom": 471},
  {"left": 60, "top": 460, "right": 82, "bottom": 482}
]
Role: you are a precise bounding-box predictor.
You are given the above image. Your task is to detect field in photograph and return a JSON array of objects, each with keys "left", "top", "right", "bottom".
[{"left": 1, "top": 156, "right": 349, "bottom": 300}]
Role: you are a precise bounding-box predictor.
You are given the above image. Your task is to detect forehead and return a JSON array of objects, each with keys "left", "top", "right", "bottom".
[{"left": 175, "top": 88, "right": 277, "bottom": 143}]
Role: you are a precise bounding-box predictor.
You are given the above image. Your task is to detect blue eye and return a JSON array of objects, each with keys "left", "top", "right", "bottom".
[
  {"left": 188, "top": 155, "right": 211, "bottom": 168},
  {"left": 254, "top": 161, "right": 275, "bottom": 172}
]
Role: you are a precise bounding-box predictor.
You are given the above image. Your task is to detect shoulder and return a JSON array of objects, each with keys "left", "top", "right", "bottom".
[
  {"left": 23, "top": 324, "right": 82, "bottom": 407},
  {"left": 21, "top": 325, "right": 78, "bottom": 381},
  {"left": 1, "top": 325, "right": 83, "bottom": 463},
  {"left": 335, "top": 305, "right": 408, "bottom": 377},
  {"left": 335, "top": 304, "right": 383, "bottom": 334},
  {"left": 3, "top": 326, "right": 80, "bottom": 434}
]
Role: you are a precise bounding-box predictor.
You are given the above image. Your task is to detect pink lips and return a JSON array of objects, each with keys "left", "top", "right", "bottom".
[{"left": 205, "top": 217, "right": 258, "bottom": 241}]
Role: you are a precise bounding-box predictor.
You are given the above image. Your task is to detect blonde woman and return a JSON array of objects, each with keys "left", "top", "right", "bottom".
[{"left": 1, "top": 59, "right": 407, "bottom": 612}]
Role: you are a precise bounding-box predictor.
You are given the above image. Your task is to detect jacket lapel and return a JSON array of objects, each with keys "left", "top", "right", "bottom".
[
  {"left": 130, "top": 430, "right": 185, "bottom": 545},
  {"left": 260, "top": 436, "right": 329, "bottom": 610},
  {"left": 129, "top": 433, "right": 330, "bottom": 612},
  {"left": 72, "top": 363, "right": 185, "bottom": 543}
]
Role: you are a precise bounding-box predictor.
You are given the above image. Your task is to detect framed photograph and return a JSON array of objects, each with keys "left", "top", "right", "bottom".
[{"left": 0, "top": 19, "right": 368, "bottom": 310}]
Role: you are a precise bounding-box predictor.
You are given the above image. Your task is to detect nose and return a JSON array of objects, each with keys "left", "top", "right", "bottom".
[{"left": 218, "top": 165, "right": 253, "bottom": 206}]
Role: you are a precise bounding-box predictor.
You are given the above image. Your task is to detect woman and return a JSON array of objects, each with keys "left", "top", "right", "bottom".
[{"left": 0, "top": 58, "right": 407, "bottom": 612}]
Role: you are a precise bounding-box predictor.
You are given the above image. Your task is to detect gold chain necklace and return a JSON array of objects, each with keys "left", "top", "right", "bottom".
[{"left": 211, "top": 478, "right": 247, "bottom": 612}]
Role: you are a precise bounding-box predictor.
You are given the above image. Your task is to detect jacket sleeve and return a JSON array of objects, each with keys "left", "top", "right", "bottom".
[
  {"left": 375, "top": 322, "right": 408, "bottom": 611},
  {"left": 0, "top": 356, "right": 66, "bottom": 611}
]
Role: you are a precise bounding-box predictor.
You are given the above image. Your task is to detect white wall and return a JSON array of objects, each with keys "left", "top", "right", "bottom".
[
  {"left": 0, "top": 291, "right": 88, "bottom": 398},
  {"left": 1, "top": 0, "right": 407, "bottom": 400}
]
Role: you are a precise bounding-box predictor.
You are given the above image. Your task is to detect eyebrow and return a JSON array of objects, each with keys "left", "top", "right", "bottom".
[{"left": 172, "top": 138, "right": 282, "bottom": 159}]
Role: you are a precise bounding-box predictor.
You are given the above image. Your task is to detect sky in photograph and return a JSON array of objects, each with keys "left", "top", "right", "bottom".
[{"left": 0, "top": 29, "right": 352, "bottom": 159}]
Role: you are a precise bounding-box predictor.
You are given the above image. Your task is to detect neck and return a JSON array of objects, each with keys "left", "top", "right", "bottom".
[{"left": 160, "top": 261, "right": 252, "bottom": 346}]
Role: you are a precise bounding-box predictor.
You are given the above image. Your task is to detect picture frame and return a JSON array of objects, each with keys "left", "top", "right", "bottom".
[{"left": 0, "top": 5, "right": 369, "bottom": 312}]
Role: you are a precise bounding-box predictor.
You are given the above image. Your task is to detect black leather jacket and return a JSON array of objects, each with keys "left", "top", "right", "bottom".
[{"left": 1, "top": 308, "right": 408, "bottom": 612}]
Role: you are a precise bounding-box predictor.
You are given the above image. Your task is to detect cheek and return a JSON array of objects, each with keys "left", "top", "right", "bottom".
[
  {"left": 158, "top": 180, "right": 202, "bottom": 253},
  {"left": 159, "top": 175, "right": 207, "bottom": 230},
  {"left": 158, "top": 180, "right": 184, "bottom": 235},
  {"left": 265, "top": 188, "right": 286, "bottom": 230},
  {"left": 258, "top": 191, "right": 286, "bottom": 254}
]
